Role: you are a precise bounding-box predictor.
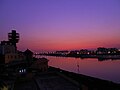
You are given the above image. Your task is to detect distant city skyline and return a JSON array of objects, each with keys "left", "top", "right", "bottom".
[{"left": 0, "top": 0, "right": 120, "bottom": 52}]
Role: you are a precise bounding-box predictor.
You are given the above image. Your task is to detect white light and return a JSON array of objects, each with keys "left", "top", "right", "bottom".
[
  {"left": 19, "top": 70, "right": 21, "bottom": 73},
  {"left": 77, "top": 52, "right": 79, "bottom": 54},
  {"left": 108, "top": 51, "right": 110, "bottom": 54},
  {"left": 22, "top": 69, "right": 24, "bottom": 72},
  {"left": 24, "top": 69, "right": 26, "bottom": 72}
]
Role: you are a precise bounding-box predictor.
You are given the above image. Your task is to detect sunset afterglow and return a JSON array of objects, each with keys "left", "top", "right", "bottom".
[{"left": 0, "top": 0, "right": 120, "bottom": 51}]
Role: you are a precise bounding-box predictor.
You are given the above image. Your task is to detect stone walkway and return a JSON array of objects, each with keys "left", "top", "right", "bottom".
[{"left": 34, "top": 72, "right": 80, "bottom": 90}]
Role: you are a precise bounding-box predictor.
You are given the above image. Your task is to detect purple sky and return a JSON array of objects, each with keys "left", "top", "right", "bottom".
[{"left": 0, "top": 0, "right": 120, "bottom": 52}]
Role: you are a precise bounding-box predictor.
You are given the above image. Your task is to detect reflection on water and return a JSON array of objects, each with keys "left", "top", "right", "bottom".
[{"left": 36, "top": 55, "right": 120, "bottom": 83}]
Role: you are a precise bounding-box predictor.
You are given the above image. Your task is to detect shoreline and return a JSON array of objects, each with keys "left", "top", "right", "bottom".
[
  {"left": 36, "top": 54, "right": 120, "bottom": 60},
  {"left": 48, "top": 66, "right": 120, "bottom": 89}
]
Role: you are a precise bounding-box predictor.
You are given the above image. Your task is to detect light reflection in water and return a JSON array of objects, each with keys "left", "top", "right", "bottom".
[{"left": 35, "top": 55, "right": 120, "bottom": 83}]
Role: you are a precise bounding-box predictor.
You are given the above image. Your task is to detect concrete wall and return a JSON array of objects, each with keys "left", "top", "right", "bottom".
[
  {"left": 0, "top": 45, "right": 15, "bottom": 55},
  {"left": 5, "top": 53, "right": 25, "bottom": 63}
]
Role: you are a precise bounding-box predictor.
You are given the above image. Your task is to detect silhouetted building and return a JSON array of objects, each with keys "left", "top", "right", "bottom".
[
  {"left": 8, "top": 30, "right": 19, "bottom": 50},
  {"left": 107, "top": 48, "right": 118, "bottom": 54},
  {"left": 96, "top": 47, "right": 108, "bottom": 54},
  {"left": 96, "top": 47, "right": 119, "bottom": 55},
  {"left": 31, "top": 58, "right": 49, "bottom": 72},
  {"left": 0, "top": 41, "right": 15, "bottom": 55},
  {"left": 79, "top": 49, "right": 89, "bottom": 54},
  {"left": 24, "top": 49, "right": 33, "bottom": 60},
  {"left": 55, "top": 50, "right": 69, "bottom": 55},
  {"left": 0, "top": 30, "right": 25, "bottom": 63}
]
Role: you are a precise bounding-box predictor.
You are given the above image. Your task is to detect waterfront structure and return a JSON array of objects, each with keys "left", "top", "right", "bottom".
[
  {"left": 0, "top": 30, "right": 24, "bottom": 63},
  {"left": 0, "top": 41, "right": 15, "bottom": 54},
  {"left": 0, "top": 30, "right": 50, "bottom": 90},
  {"left": 96, "top": 47, "right": 119, "bottom": 55},
  {"left": 55, "top": 50, "right": 69, "bottom": 56},
  {"left": 0, "top": 41, "right": 25, "bottom": 63},
  {"left": 31, "top": 58, "right": 49, "bottom": 72},
  {"left": 79, "top": 49, "right": 89, "bottom": 54},
  {"left": 8, "top": 30, "right": 19, "bottom": 50},
  {"left": 1, "top": 30, "right": 120, "bottom": 90},
  {"left": 24, "top": 49, "right": 33, "bottom": 61}
]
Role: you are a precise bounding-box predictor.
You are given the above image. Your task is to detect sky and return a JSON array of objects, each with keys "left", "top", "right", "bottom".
[{"left": 0, "top": 0, "right": 120, "bottom": 52}]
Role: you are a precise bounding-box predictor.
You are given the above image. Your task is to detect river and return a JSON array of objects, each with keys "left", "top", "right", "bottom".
[{"left": 36, "top": 55, "right": 120, "bottom": 83}]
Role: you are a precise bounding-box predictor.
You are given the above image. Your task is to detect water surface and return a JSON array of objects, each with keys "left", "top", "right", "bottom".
[{"left": 36, "top": 55, "right": 120, "bottom": 83}]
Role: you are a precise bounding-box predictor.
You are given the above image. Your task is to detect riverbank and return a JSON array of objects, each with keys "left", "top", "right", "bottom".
[
  {"left": 13, "top": 66, "right": 120, "bottom": 90},
  {"left": 37, "top": 53, "right": 120, "bottom": 60},
  {"left": 48, "top": 66, "right": 120, "bottom": 90}
]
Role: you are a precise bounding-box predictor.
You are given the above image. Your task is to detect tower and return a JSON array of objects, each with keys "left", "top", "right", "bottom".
[{"left": 8, "top": 30, "right": 19, "bottom": 50}]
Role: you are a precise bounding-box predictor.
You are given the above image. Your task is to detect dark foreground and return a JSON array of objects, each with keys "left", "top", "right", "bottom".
[
  {"left": 13, "top": 66, "right": 120, "bottom": 90},
  {"left": 48, "top": 66, "right": 120, "bottom": 90}
]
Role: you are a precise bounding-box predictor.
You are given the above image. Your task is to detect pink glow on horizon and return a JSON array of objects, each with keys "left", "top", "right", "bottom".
[
  {"left": 17, "top": 35, "right": 120, "bottom": 51},
  {"left": 1, "top": 0, "right": 120, "bottom": 51}
]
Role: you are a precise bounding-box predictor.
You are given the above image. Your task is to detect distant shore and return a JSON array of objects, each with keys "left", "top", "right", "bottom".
[{"left": 35, "top": 53, "right": 120, "bottom": 60}]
